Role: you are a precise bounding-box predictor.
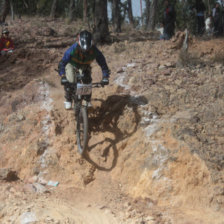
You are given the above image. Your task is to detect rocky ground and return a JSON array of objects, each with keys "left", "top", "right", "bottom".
[{"left": 0, "top": 17, "right": 224, "bottom": 224}]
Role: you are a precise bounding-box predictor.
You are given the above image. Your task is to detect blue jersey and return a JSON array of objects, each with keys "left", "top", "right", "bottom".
[{"left": 59, "top": 42, "right": 110, "bottom": 78}]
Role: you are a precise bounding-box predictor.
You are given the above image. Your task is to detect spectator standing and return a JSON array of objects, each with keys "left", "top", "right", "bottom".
[
  {"left": 205, "top": 14, "right": 213, "bottom": 35},
  {"left": 162, "top": 0, "right": 176, "bottom": 40},
  {"left": 213, "top": 2, "right": 223, "bottom": 36},
  {"left": 193, "top": 0, "right": 206, "bottom": 35}
]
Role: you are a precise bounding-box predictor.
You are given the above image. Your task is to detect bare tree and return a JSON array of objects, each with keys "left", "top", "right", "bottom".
[
  {"left": 88, "top": 0, "right": 96, "bottom": 31},
  {"left": 68, "top": 0, "right": 75, "bottom": 22},
  {"left": 0, "top": 0, "right": 10, "bottom": 23},
  {"left": 140, "top": 0, "right": 143, "bottom": 25},
  {"left": 83, "top": 0, "right": 87, "bottom": 23},
  {"left": 93, "top": 0, "right": 109, "bottom": 43},
  {"left": 10, "top": 0, "right": 14, "bottom": 20},
  {"left": 50, "top": 0, "right": 57, "bottom": 18},
  {"left": 145, "top": 0, "right": 150, "bottom": 28},
  {"left": 127, "top": 0, "right": 134, "bottom": 27},
  {"left": 112, "top": 0, "right": 121, "bottom": 32},
  {"left": 148, "top": 0, "right": 158, "bottom": 31},
  {"left": 207, "top": 0, "right": 211, "bottom": 14}
]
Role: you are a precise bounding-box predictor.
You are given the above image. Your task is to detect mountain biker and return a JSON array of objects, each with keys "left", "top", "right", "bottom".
[
  {"left": 58, "top": 30, "right": 110, "bottom": 110},
  {"left": 0, "top": 28, "right": 14, "bottom": 55}
]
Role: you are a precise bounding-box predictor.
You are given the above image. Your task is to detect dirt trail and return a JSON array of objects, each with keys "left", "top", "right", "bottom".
[
  {"left": 1, "top": 17, "right": 224, "bottom": 224},
  {"left": 0, "top": 70, "right": 156, "bottom": 224},
  {"left": 0, "top": 183, "right": 119, "bottom": 224}
]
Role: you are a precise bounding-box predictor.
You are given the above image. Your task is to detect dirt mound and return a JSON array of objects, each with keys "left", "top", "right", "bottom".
[{"left": 0, "top": 17, "right": 224, "bottom": 223}]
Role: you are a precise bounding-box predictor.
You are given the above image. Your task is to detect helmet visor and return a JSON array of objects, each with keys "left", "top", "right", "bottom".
[
  {"left": 79, "top": 38, "right": 91, "bottom": 52},
  {"left": 79, "top": 31, "right": 92, "bottom": 52}
]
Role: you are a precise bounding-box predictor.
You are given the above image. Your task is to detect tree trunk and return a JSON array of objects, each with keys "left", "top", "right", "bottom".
[
  {"left": 22, "top": 0, "right": 28, "bottom": 9},
  {"left": 127, "top": 0, "right": 134, "bottom": 27},
  {"left": 88, "top": 0, "right": 95, "bottom": 31},
  {"left": 68, "top": 0, "right": 75, "bottom": 22},
  {"left": 140, "top": 0, "right": 143, "bottom": 25},
  {"left": 10, "top": 0, "right": 14, "bottom": 20},
  {"left": 148, "top": 0, "right": 157, "bottom": 31},
  {"left": 0, "top": 0, "right": 10, "bottom": 23},
  {"left": 145, "top": 0, "right": 150, "bottom": 28},
  {"left": 112, "top": 0, "right": 121, "bottom": 32},
  {"left": 50, "top": 0, "right": 57, "bottom": 18},
  {"left": 93, "top": 0, "right": 109, "bottom": 43},
  {"left": 83, "top": 0, "right": 87, "bottom": 23},
  {"left": 90, "top": 0, "right": 95, "bottom": 21},
  {"left": 207, "top": 0, "right": 211, "bottom": 14}
]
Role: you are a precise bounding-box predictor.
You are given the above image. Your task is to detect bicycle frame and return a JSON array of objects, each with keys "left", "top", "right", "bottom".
[
  {"left": 72, "top": 72, "right": 104, "bottom": 154},
  {"left": 58, "top": 68, "right": 104, "bottom": 154},
  {"left": 73, "top": 74, "right": 103, "bottom": 113}
]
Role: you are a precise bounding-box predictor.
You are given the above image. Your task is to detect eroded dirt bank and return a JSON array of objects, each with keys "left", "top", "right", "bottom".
[{"left": 0, "top": 18, "right": 224, "bottom": 224}]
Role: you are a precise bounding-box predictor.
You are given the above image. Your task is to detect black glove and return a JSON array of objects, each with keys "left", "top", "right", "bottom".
[
  {"left": 101, "top": 77, "right": 109, "bottom": 86},
  {"left": 61, "top": 75, "right": 68, "bottom": 85}
]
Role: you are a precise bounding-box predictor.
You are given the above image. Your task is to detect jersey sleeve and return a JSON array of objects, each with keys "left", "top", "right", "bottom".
[
  {"left": 58, "top": 43, "right": 78, "bottom": 76},
  {"left": 95, "top": 46, "right": 110, "bottom": 78}
]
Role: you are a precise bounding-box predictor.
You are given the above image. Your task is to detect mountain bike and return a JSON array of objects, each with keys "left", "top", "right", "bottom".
[{"left": 61, "top": 70, "right": 104, "bottom": 155}]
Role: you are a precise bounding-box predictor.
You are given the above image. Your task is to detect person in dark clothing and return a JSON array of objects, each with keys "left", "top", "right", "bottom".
[
  {"left": 193, "top": 0, "right": 206, "bottom": 35},
  {"left": 162, "top": 0, "right": 176, "bottom": 40},
  {"left": 212, "top": 3, "right": 223, "bottom": 36},
  {"left": 58, "top": 30, "right": 110, "bottom": 110}
]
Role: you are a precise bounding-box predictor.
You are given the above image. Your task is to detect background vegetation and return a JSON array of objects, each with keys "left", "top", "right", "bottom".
[{"left": 0, "top": 0, "right": 221, "bottom": 41}]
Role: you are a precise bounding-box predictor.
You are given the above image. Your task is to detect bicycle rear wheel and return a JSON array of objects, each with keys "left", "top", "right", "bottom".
[{"left": 76, "top": 106, "right": 88, "bottom": 155}]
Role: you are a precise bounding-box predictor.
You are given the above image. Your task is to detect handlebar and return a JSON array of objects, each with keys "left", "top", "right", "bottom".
[
  {"left": 56, "top": 69, "right": 106, "bottom": 88},
  {"left": 92, "top": 82, "right": 105, "bottom": 88}
]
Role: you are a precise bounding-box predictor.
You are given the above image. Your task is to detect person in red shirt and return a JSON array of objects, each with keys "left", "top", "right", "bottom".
[
  {"left": 162, "top": 0, "right": 176, "bottom": 40},
  {"left": 0, "top": 28, "right": 14, "bottom": 55}
]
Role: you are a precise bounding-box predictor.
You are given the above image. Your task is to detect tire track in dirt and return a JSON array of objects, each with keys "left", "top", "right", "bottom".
[{"left": 42, "top": 69, "right": 157, "bottom": 224}]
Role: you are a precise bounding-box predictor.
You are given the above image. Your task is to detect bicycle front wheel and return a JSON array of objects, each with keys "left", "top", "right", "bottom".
[{"left": 76, "top": 106, "right": 88, "bottom": 155}]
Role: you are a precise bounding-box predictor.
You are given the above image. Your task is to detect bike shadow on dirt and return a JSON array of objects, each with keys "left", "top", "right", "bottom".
[{"left": 83, "top": 94, "right": 148, "bottom": 171}]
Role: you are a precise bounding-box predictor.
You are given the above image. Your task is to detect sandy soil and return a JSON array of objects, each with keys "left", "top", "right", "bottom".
[{"left": 0, "top": 17, "right": 224, "bottom": 224}]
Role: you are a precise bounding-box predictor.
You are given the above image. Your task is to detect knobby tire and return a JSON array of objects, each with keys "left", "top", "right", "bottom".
[{"left": 76, "top": 106, "right": 88, "bottom": 155}]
